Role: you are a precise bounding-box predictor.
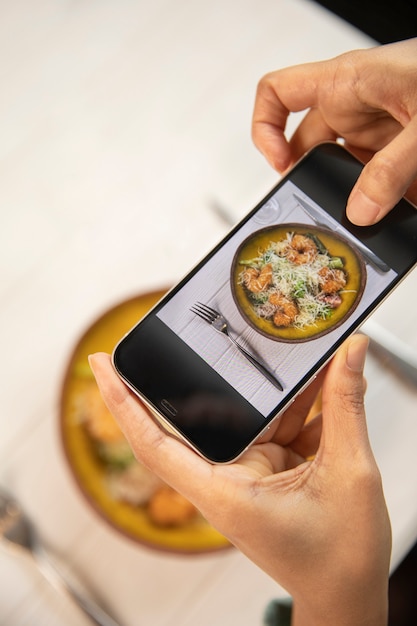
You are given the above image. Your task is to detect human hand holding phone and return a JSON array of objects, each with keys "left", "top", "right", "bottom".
[
  {"left": 252, "top": 38, "right": 417, "bottom": 226},
  {"left": 110, "top": 144, "right": 417, "bottom": 464},
  {"left": 89, "top": 335, "right": 391, "bottom": 626}
]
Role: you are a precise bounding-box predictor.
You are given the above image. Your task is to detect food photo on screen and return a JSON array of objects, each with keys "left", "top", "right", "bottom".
[{"left": 157, "top": 180, "right": 397, "bottom": 418}]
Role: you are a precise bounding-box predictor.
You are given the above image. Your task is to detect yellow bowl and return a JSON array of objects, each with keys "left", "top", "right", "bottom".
[
  {"left": 59, "top": 290, "right": 230, "bottom": 554},
  {"left": 232, "top": 224, "right": 366, "bottom": 342}
]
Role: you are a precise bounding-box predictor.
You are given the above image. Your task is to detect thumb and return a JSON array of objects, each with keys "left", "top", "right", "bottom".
[
  {"left": 319, "top": 335, "right": 371, "bottom": 462},
  {"left": 346, "top": 116, "right": 417, "bottom": 225}
]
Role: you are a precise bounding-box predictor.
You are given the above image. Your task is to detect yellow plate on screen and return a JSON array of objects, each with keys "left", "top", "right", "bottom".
[
  {"left": 232, "top": 224, "right": 366, "bottom": 342},
  {"left": 60, "top": 290, "right": 230, "bottom": 554}
]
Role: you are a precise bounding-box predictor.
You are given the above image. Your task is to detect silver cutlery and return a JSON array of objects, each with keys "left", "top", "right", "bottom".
[
  {"left": 191, "top": 302, "right": 284, "bottom": 390},
  {"left": 0, "top": 488, "right": 121, "bottom": 626},
  {"left": 209, "top": 197, "right": 417, "bottom": 387},
  {"left": 361, "top": 318, "right": 417, "bottom": 386},
  {"left": 293, "top": 193, "right": 391, "bottom": 273}
]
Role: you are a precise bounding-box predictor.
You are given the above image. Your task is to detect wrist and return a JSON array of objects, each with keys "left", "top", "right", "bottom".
[{"left": 291, "top": 587, "right": 388, "bottom": 626}]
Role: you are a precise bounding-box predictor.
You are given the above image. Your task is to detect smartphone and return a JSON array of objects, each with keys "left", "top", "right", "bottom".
[{"left": 113, "top": 143, "right": 417, "bottom": 463}]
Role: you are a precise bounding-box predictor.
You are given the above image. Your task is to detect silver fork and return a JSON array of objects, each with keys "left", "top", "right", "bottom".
[
  {"left": 190, "top": 302, "right": 283, "bottom": 391},
  {"left": 0, "top": 488, "right": 121, "bottom": 626}
]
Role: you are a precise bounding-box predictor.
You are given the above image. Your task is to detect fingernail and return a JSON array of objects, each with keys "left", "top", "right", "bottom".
[
  {"left": 347, "top": 188, "right": 382, "bottom": 225},
  {"left": 88, "top": 354, "right": 97, "bottom": 375},
  {"left": 346, "top": 336, "right": 369, "bottom": 372}
]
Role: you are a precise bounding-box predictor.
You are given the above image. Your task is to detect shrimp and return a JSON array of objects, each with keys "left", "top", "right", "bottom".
[
  {"left": 318, "top": 267, "right": 346, "bottom": 293},
  {"left": 269, "top": 291, "right": 299, "bottom": 327},
  {"left": 242, "top": 263, "right": 273, "bottom": 293},
  {"left": 286, "top": 234, "right": 318, "bottom": 265}
]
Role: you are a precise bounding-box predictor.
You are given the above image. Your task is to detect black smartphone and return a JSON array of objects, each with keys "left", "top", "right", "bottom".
[{"left": 113, "top": 143, "right": 417, "bottom": 463}]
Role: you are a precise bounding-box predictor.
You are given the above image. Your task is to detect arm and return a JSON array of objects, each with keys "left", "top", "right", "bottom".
[
  {"left": 252, "top": 38, "right": 417, "bottom": 226},
  {"left": 89, "top": 335, "right": 391, "bottom": 625}
]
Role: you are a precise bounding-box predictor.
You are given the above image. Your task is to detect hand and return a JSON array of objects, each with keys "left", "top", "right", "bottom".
[
  {"left": 89, "top": 335, "right": 391, "bottom": 626},
  {"left": 252, "top": 38, "right": 417, "bottom": 226}
]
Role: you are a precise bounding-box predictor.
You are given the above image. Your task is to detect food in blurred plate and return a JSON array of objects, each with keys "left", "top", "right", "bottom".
[{"left": 76, "top": 381, "right": 199, "bottom": 527}]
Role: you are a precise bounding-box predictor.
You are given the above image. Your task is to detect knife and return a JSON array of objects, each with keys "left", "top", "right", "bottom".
[{"left": 293, "top": 193, "right": 391, "bottom": 273}]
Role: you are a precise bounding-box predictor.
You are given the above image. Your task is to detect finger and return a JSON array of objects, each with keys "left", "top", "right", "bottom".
[
  {"left": 235, "top": 443, "right": 305, "bottom": 476},
  {"left": 88, "top": 353, "right": 213, "bottom": 497},
  {"left": 290, "top": 361, "right": 368, "bottom": 460},
  {"left": 346, "top": 115, "right": 417, "bottom": 225},
  {"left": 405, "top": 177, "right": 417, "bottom": 207},
  {"left": 251, "top": 75, "right": 292, "bottom": 172},
  {"left": 319, "top": 335, "right": 371, "bottom": 464},
  {"left": 252, "top": 63, "right": 323, "bottom": 171},
  {"left": 290, "top": 413, "right": 323, "bottom": 459},
  {"left": 271, "top": 366, "right": 327, "bottom": 446},
  {"left": 288, "top": 108, "right": 338, "bottom": 161},
  {"left": 343, "top": 144, "right": 375, "bottom": 165}
]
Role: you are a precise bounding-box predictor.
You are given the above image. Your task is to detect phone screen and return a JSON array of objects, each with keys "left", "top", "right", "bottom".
[{"left": 113, "top": 143, "right": 417, "bottom": 463}]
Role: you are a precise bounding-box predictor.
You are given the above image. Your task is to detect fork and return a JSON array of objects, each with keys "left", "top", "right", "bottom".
[
  {"left": 0, "top": 488, "right": 121, "bottom": 626},
  {"left": 190, "top": 302, "right": 283, "bottom": 391}
]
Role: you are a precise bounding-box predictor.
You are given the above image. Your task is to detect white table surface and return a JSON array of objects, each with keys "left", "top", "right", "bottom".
[{"left": 1, "top": 1, "right": 416, "bottom": 624}]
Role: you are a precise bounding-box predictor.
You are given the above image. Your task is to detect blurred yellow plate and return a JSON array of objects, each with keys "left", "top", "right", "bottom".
[{"left": 60, "top": 290, "right": 230, "bottom": 554}]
